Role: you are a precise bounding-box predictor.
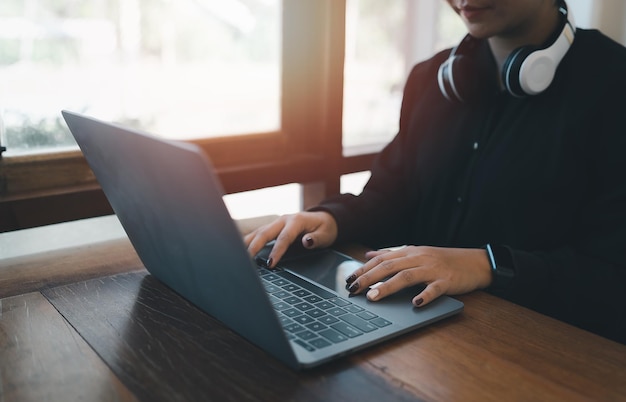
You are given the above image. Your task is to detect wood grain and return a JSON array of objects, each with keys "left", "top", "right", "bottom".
[
  {"left": 354, "top": 292, "right": 626, "bottom": 402},
  {"left": 42, "top": 271, "right": 420, "bottom": 402},
  {"left": 0, "top": 292, "right": 137, "bottom": 401},
  {"left": 0, "top": 238, "right": 144, "bottom": 299},
  {"left": 3, "top": 216, "right": 626, "bottom": 401},
  {"left": 0, "top": 215, "right": 275, "bottom": 299}
]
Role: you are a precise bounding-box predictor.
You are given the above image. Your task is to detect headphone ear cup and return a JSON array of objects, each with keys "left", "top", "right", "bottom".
[
  {"left": 502, "top": 46, "right": 539, "bottom": 97},
  {"left": 438, "top": 55, "right": 464, "bottom": 102},
  {"left": 439, "top": 35, "right": 498, "bottom": 103}
]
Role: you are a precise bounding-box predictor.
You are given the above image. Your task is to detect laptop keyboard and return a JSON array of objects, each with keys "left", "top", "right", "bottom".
[{"left": 258, "top": 267, "right": 392, "bottom": 352}]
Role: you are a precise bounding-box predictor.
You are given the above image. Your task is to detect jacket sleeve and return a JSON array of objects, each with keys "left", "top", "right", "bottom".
[{"left": 312, "top": 59, "right": 438, "bottom": 248}]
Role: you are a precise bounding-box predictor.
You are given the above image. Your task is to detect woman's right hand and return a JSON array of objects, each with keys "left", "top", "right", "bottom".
[{"left": 244, "top": 211, "right": 338, "bottom": 268}]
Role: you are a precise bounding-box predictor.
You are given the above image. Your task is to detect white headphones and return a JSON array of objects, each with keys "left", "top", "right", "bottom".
[{"left": 438, "top": 1, "right": 576, "bottom": 102}]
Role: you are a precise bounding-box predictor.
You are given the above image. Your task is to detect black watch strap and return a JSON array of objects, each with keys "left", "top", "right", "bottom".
[{"left": 484, "top": 244, "right": 516, "bottom": 290}]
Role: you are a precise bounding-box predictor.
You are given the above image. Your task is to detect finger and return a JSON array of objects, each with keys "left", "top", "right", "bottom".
[
  {"left": 298, "top": 212, "right": 338, "bottom": 250},
  {"left": 245, "top": 219, "right": 286, "bottom": 258},
  {"left": 243, "top": 231, "right": 257, "bottom": 248},
  {"left": 364, "top": 249, "right": 392, "bottom": 260},
  {"left": 345, "top": 251, "right": 393, "bottom": 289},
  {"left": 348, "top": 249, "right": 395, "bottom": 280},
  {"left": 347, "top": 252, "right": 414, "bottom": 294},
  {"left": 266, "top": 219, "right": 311, "bottom": 268},
  {"left": 301, "top": 233, "right": 315, "bottom": 249},
  {"left": 411, "top": 280, "right": 447, "bottom": 307},
  {"left": 300, "top": 228, "right": 335, "bottom": 250},
  {"left": 364, "top": 267, "right": 425, "bottom": 302}
]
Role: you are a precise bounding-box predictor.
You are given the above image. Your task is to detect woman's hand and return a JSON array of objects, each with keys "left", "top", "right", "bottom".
[
  {"left": 244, "top": 211, "right": 338, "bottom": 268},
  {"left": 345, "top": 246, "right": 493, "bottom": 307}
]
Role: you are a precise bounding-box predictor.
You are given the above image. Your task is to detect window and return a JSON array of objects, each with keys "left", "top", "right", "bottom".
[
  {"left": 0, "top": 0, "right": 281, "bottom": 155},
  {"left": 0, "top": 1, "right": 467, "bottom": 230},
  {"left": 2, "top": 0, "right": 524, "bottom": 231},
  {"left": 342, "top": 0, "right": 465, "bottom": 150},
  {"left": 1, "top": 1, "right": 337, "bottom": 231}
]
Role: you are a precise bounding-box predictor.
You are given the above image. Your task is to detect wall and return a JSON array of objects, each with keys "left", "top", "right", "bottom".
[{"left": 569, "top": 0, "right": 626, "bottom": 44}]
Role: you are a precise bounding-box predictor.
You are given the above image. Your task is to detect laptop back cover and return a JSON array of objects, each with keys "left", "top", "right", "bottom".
[{"left": 62, "top": 110, "right": 299, "bottom": 368}]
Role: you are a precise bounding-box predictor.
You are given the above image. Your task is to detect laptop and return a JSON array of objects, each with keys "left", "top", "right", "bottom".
[{"left": 61, "top": 110, "right": 463, "bottom": 370}]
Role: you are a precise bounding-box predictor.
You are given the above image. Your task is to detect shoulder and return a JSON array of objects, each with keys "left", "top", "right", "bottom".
[
  {"left": 567, "top": 29, "right": 626, "bottom": 75},
  {"left": 405, "top": 49, "right": 451, "bottom": 89},
  {"left": 556, "top": 29, "right": 626, "bottom": 108},
  {"left": 400, "top": 49, "right": 452, "bottom": 110}
]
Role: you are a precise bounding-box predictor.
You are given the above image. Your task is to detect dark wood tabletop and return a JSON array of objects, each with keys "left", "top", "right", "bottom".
[{"left": 1, "top": 216, "right": 625, "bottom": 401}]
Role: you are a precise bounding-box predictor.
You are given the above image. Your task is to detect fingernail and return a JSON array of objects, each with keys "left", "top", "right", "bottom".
[
  {"left": 347, "top": 282, "right": 359, "bottom": 293},
  {"left": 413, "top": 297, "right": 424, "bottom": 307},
  {"left": 305, "top": 236, "right": 314, "bottom": 247},
  {"left": 367, "top": 288, "right": 379, "bottom": 301},
  {"left": 346, "top": 274, "right": 357, "bottom": 284},
  {"left": 267, "top": 257, "right": 273, "bottom": 268}
]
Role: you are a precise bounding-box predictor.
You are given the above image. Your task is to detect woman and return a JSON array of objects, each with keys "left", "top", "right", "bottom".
[{"left": 245, "top": 0, "right": 626, "bottom": 344}]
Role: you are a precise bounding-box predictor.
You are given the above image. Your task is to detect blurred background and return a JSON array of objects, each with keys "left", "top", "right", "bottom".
[{"left": 1, "top": 0, "right": 623, "bottom": 219}]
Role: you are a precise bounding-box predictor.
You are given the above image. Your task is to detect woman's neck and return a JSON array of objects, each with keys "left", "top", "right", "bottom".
[{"left": 488, "top": 5, "right": 563, "bottom": 72}]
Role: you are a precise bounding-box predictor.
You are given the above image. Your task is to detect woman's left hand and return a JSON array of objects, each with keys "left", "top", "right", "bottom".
[{"left": 345, "top": 246, "right": 493, "bottom": 307}]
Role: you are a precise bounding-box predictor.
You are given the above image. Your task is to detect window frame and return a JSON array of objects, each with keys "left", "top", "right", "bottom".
[{"left": 0, "top": 0, "right": 376, "bottom": 232}]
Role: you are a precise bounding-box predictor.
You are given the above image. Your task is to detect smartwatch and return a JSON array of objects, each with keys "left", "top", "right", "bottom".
[{"left": 484, "top": 244, "right": 516, "bottom": 289}]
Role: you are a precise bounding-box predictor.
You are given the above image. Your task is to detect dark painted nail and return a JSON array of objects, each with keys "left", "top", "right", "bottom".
[
  {"left": 414, "top": 298, "right": 424, "bottom": 307},
  {"left": 305, "top": 236, "right": 314, "bottom": 247},
  {"left": 347, "top": 282, "right": 360, "bottom": 293},
  {"left": 267, "top": 257, "right": 273, "bottom": 268},
  {"left": 346, "top": 274, "right": 357, "bottom": 284}
]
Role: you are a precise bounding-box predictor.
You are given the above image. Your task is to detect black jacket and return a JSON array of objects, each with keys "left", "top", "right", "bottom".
[{"left": 317, "top": 29, "right": 626, "bottom": 344}]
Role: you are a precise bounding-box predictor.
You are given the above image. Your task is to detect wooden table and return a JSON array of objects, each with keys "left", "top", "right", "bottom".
[{"left": 1, "top": 216, "right": 625, "bottom": 401}]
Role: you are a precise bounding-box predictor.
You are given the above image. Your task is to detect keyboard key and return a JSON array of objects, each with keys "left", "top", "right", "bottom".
[
  {"left": 306, "top": 322, "right": 328, "bottom": 332},
  {"left": 340, "top": 314, "right": 377, "bottom": 333},
  {"left": 293, "top": 289, "right": 311, "bottom": 298},
  {"left": 305, "top": 308, "right": 327, "bottom": 319},
  {"left": 371, "top": 317, "right": 392, "bottom": 328},
  {"left": 263, "top": 283, "right": 281, "bottom": 293},
  {"left": 293, "top": 339, "right": 315, "bottom": 352},
  {"left": 294, "top": 302, "right": 315, "bottom": 311},
  {"left": 357, "top": 311, "right": 377, "bottom": 320},
  {"left": 319, "top": 315, "right": 340, "bottom": 325},
  {"left": 310, "top": 338, "right": 332, "bottom": 349},
  {"left": 276, "top": 271, "right": 335, "bottom": 299},
  {"left": 283, "top": 296, "right": 301, "bottom": 305},
  {"left": 278, "top": 316, "right": 293, "bottom": 326},
  {"left": 268, "top": 295, "right": 280, "bottom": 305},
  {"left": 315, "top": 301, "right": 335, "bottom": 310},
  {"left": 284, "top": 323, "right": 305, "bottom": 333},
  {"left": 273, "top": 302, "right": 290, "bottom": 311},
  {"left": 303, "top": 295, "right": 323, "bottom": 304},
  {"left": 329, "top": 297, "right": 351, "bottom": 307},
  {"left": 328, "top": 307, "right": 348, "bottom": 316},
  {"left": 293, "top": 315, "right": 315, "bottom": 325},
  {"left": 296, "top": 330, "right": 317, "bottom": 340},
  {"left": 273, "top": 279, "right": 290, "bottom": 286},
  {"left": 319, "top": 328, "right": 348, "bottom": 343},
  {"left": 344, "top": 304, "right": 364, "bottom": 313},
  {"left": 331, "top": 322, "right": 363, "bottom": 338},
  {"left": 282, "top": 308, "right": 301, "bottom": 318},
  {"left": 273, "top": 290, "right": 291, "bottom": 299},
  {"left": 282, "top": 284, "right": 300, "bottom": 292}
]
